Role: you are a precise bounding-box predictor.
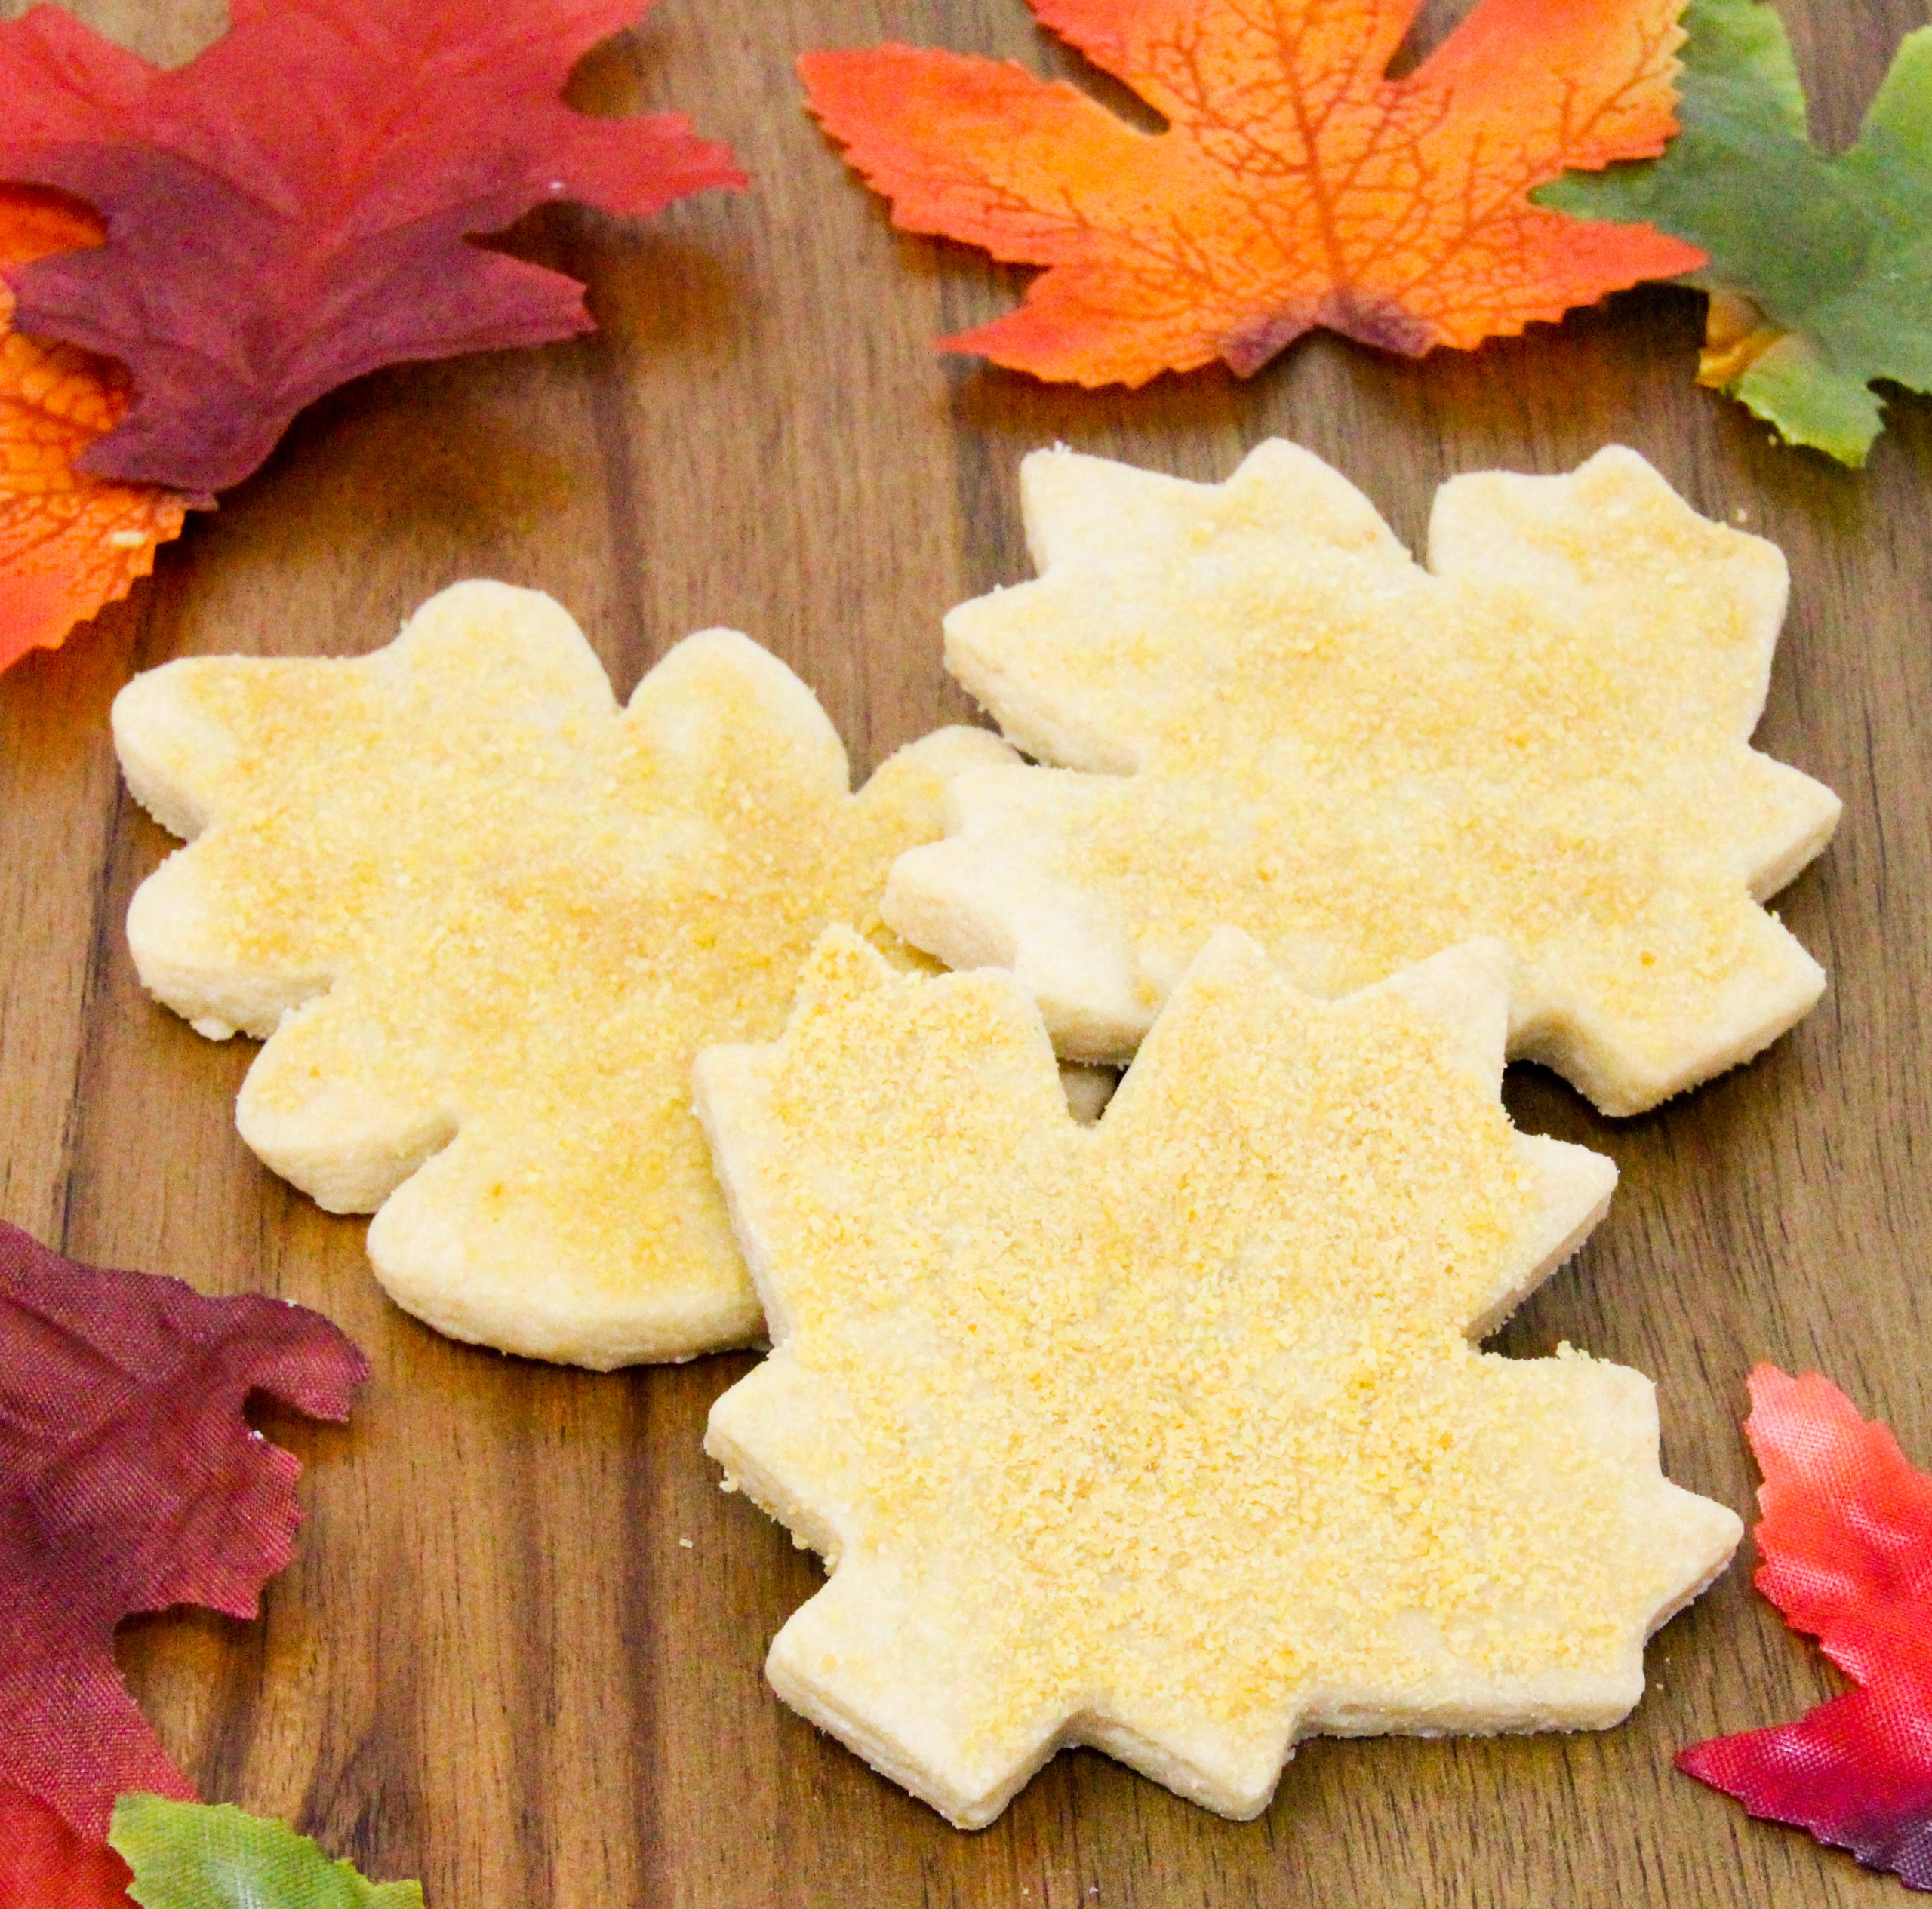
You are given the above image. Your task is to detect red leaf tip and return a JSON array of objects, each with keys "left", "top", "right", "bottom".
[{"left": 1683, "top": 1366, "right": 1932, "bottom": 1889}]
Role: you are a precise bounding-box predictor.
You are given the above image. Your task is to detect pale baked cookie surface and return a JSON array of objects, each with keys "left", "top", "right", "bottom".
[
  {"left": 113, "top": 581, "right": 1013, "bottom": 1368},
  {"left": 885, "top": 443, "right": 1841, "bottom": 1114},
  {"left": 699, "top": 928, "right": 1741, "bottom": 1828}
]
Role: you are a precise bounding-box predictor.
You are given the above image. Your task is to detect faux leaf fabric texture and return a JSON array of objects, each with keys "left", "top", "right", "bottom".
[
  {"left": 1539, "top": 0, "right": 1932, "bottom": 466},
  {"left": 0, "top": 1782, "right": 137, "bottom": 1909},
  {"left": 109, "top": 1796, "right": 423, "bottom": 1909},
  {"left": 800, "top": 0, "right": 1706, "bottom": 386},
  {"left": 0, "top": 0, "right": 745, "bottom": 494},
  {"left": 0, "top": 190, "right": 186, "bottom": 674},
  {"left": 0, "top": 1222, "right": 367, "bottom": 1843},
  {"left": 1679, "top": 1366, "right": 1932, "bottom": 1889}
]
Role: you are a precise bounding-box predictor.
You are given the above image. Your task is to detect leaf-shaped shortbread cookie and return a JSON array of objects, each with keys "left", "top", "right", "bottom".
[
  {"left": 886, "top": 442, "right": 1839, "bottom": 1115},
  {"left": 699, "top": 927, "right": 1742, "bottom": 1827},
  {"left": 113, "top": 583, "right": 1014, "bottom": 1368}
]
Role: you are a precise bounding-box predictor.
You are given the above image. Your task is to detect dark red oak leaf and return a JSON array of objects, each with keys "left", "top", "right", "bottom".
[
  {"left": 0, "top": 0, "right": 744, "bottom": 493},
  {"left": 1680, "top": 1365, "right": 1932, "bottom": 1889},
  {"left": 0, "top": 1220, "right": 368, "bottom": 1844}
]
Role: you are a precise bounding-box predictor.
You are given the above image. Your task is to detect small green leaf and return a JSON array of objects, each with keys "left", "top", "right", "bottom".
[
  {"left": 1736, "top": 333, "right": 1887, "bottom": 466},
  {"left": 109, "top": 1796, "right": 424, "bottom": 1909},
  {"left": 1538, "top": 0, "right": 1932, "bottom": 466}
]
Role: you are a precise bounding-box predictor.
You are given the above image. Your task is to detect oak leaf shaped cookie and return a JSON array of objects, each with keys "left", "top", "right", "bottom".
[
  {"left": 700, "top": 927, "right": 1742, "bottom": 1827},
  {"left": 113, "top": 582, "right": 1014, "bottom": 1368},
  {"left": 885, "top": 441, "right": 1839, "bottom": 1116}
]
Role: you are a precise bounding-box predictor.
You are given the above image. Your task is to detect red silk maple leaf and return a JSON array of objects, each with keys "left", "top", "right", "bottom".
[
  {"left": 801, "top": 0, "right": 1707, "bottom": 386},
  {"left": 0, "top": 0, "right": 744, "bottom": 494},
  {"left": 1680, "top": 1366, "right": 1932, "bottom": 1889},
  {"left": 0, "top": 1221, "right": 368, "bottom": 1846},
  {"left": 0, "top": 1784, "right": 136, "bottom": 1909}
]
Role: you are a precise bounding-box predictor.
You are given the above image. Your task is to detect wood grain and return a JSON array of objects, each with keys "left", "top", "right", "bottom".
[{"left": 3, "top": 0, "right": 1929, "bottom": 1902}]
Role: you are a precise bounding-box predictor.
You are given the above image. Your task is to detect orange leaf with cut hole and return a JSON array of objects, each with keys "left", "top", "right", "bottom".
[
  {"left": 801, "top": 0, "right": 1709, "bottom": 386},
  {"left": 1, "top": 192, "right": 186, "bottom": 676}
]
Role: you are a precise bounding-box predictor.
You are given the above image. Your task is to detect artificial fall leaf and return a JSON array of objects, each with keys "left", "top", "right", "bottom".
[
  {"left": 0, "top": 0, "right": 745, "bottom": 495},
  {"left": 109, "top": 1796, "right": 423, "bottom": 1909},
  {"left": 0, "top": 1783, "right": 137, "bottom": 1909},
  {"left": 798, "top": 0, "right": 1707, "bottom": 386},
  {"left": 700, "top": 927, "right": 1741, "bottom": 1826},
  {"left": 1678, "top": 1366, "right": 1932, "bottom": 1889},
  {"left": 0, "top": 189, "right": 187, "bottom": 675},
  {"left": 0, "top": 1220, "right": 368, "bottom": 1845},
  {"left": 1539, "top": 0, "right": 1932, "bottom": 466}
]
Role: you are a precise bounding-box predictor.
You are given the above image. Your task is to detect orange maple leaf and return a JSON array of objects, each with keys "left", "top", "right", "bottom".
[
  {"left": 1, "top": 192, "right": 186, "bottom": 675},
  {"left": 801, "top": 0, "right": 1710, "bottom": 386}
]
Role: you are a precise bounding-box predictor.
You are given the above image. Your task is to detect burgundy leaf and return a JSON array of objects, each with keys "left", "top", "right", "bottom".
[
  {"left": 0, "top": 0, "right": 744, "bottom": 491},
  {"left": 0, "top": 1221, "right": 366, "bottom": 1842}
]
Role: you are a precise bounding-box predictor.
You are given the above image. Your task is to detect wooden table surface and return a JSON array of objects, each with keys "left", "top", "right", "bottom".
[{"left": 4, "top": 0, "right": 1929, "bottom": 1903}]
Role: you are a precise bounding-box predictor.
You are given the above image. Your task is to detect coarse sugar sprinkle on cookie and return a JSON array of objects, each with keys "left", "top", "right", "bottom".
[
  {"left": 699, "top": 927, "right": 1741, "bottom": 1828},
  {"left": 112, "top": 580, "right": 1014, "bottom": 1369},
  {"left": 885, "top": 441, "right": 1840, "bottom": 1115}
]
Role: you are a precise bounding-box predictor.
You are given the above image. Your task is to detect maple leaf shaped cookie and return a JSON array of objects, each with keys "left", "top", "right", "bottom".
[
  {"left": 885, "top": 442, "right": 1840, "bottom": 1116},
  {"left": 113, "top": 583, "right": 1014, "bottom": 1368},
  {"left": 700, "top": 927, "right": 1741, "bottom": 1827}
]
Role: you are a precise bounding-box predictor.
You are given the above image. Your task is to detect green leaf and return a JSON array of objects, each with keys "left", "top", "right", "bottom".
[
  {"left": 1537, "top": 0, "right": 1932, "bottom": 466},
  {"left": 109, "top": 1796, "right": 425, "bottom": 1909}
]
